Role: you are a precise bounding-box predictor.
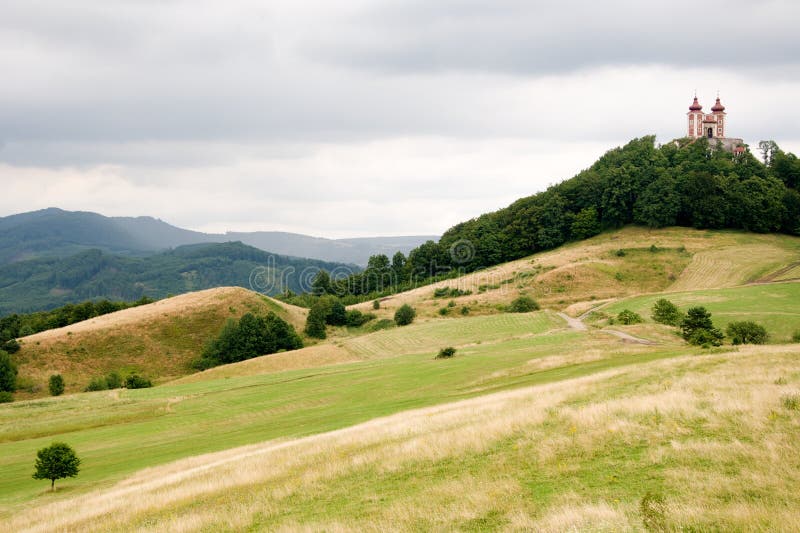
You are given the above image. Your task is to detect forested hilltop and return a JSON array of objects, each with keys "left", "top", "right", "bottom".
[
  {"left": 0, "top": 242, "right": 355, "bottom": 314},
  {"left": 313, "top": 136, "right": 800, "bottom": 301}
]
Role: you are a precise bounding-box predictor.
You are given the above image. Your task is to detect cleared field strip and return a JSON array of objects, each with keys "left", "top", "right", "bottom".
[
  {"left": 343, "top": 312, "right": 562, "bottom": 359},
  {"left": 670, "top": 243, "right": 798, "bottom": 291}
]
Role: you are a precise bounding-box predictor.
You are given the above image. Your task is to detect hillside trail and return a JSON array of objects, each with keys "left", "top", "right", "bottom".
[{"left": 556, "top": 311, "right": 656, "bottom": 346}]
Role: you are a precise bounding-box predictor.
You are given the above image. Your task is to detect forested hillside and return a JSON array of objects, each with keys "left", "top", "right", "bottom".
[
  {"left": 318, "top": 137, "right": 800, "bottom": 301},
  {"left": 0, "top": 242, "right": 355, "bottom": 314}
]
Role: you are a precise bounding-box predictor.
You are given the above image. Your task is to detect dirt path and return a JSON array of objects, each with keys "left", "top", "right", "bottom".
[{"left": 557, "top": 311, "right": 656, "bottom": 345}]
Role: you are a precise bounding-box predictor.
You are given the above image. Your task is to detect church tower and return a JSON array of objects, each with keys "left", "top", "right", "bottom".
[
  {"left": 683, "top": 93, "right": 743, "bottom": 154},
  {"left": 687, "top": 94, "right": 726, "bottom": 139}
]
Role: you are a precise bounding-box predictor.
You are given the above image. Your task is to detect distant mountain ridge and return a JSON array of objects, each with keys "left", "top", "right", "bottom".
[
  {"left": 0, "top": 241, "right": 355, "bottom": 314},
  {"left": 0, "top": 208, "right": 438, "bottom": 266}
]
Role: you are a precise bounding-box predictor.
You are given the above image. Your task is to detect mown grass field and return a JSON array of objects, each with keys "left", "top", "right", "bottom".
[
  {"left": 600, "top": 281, "right": 800, "bottom": 342},
  {"left": 7, "top": 345, "right": 800, "bottom": 532},
  {"left": 0, "top": 310, "right": 692, "bottom": 515}
]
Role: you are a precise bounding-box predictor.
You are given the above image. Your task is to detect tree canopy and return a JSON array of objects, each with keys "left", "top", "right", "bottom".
[{"left": 33, "top": 442, "right": 81, "bottom": 491}]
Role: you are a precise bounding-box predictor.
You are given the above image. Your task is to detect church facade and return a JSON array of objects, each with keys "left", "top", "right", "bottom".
[{"left": 686, "top": 95, "right": 744, "bottom": 153}]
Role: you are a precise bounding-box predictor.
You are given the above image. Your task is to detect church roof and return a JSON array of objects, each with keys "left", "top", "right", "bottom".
[
  {"left": 711, "top": 97, "right": 725, "bottom": 112},
  {"left": 689, "top": 96, "right": 703, "bottom": 111}
]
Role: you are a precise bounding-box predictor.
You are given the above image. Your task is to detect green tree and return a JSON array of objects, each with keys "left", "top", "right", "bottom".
[
  {"left": 394, "top": 304, "right": 416, "bottom": 326},
  {"left": 651, "top": 299, "right": 683, "bottom": 326},
  {"left": 391, "top": 252, "right": 407, "bottom": 284},
  {"left": 570, "top": 206, "right": 601, "bottom": 240},
  {"left": 726, "top": 321, "right": 768, "bottom": 345},
  {"left": 304, "top": 303, "right": 328, "bottom": 339},
  {"left": 634, "top": 175, "right": 680, "bottom": 228},
  {"left": 33, "top": 442, "right": 81, "bottom": 491},
  {"left": 311, "top": 271, "right": 332, "bottom": 296},
  {"left": 326, "top": 300, "right": 347, "bottom": 326},
  {"left": 48, "top": 374, "right": 65, "bottom": 396},
  {"left": 0, "top": 350, "right": 17, "bottom": 393},
  {"left": 681, "top": 307, "right": 724, "bottom": 346}
]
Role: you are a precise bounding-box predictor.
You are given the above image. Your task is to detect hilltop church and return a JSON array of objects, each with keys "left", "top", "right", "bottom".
[{"left": 686, "top": 94, "right": 744, "bottom": 153}]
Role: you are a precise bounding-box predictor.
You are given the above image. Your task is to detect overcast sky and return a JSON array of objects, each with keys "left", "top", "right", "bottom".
[{"left": 2, "top": 0, "right": 799, "bottom": 238}]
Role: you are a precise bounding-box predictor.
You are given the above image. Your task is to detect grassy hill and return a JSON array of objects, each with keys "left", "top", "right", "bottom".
[
  {"left": 2, "top": 227, "right": 800, "bottom": 530},
  {"left": 12, "top": 287, "right": 307, "bottom": 397},
  {"left": 351, "top": 227, "right": 800, "bottom": 320}
]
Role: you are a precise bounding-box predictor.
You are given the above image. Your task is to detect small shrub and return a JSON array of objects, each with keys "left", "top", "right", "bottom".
[
  {"left": 617, "top": 309, "right": 643, "bottom": 325},
  {"left": 372, "top": 300, "right": 380, "bottom": 310},
  {"left": 460, "top": 306, "right": 470, "bottom": 315},
  {"left": 436, "top": 347, "right": 456, "bottom": 359},
  {"left": 782, "top": 394, "right": 800, "bottom": 411},
  {"left": 792, "top": 330, "right": 800, "bottom": 343},
  {"left": 726, "top": 321, "right": 768, "bottom": 345},
  {"left": 0, "top": 391, "right": 13, "bottom": 403},
  {"left": 651, "top": 299, "right": 683, "bottom": 326},
  {"left": 614, "top": 272, "right": 624, "bottom": 281},
  {"left": 649, "top": 244, "right": 659, "bottom": 253},
  {"left": 615, "top": 249, "right": 626, "bottom": 257},
  {"left": 345, "top": 310, "right": 375, "bottom": 327},
  {"left": 85, "top": 377, "right": 109, "bottom": 392},
  {"left": 507, "top": 296, "right": 539, "bottom": 313},
  {"left": 433, "top": 287, "right": 450, "bottom": 298},
  {"left": 105, "top": 371, "right": 122, "bottom": 389},
  {"left": 48, "top": 374, "right": 65, "bottom": 396},
  {"left": 774, "top": 377, "right": 788, "bottom": 385},
  {"left": 438, "top": 307, "right": 449, "bottom": 316},
  {"left": 124, "top": 374, "right": 152, "bottom": 389},
  {"left": 640, "top": 491, "right": 667, "bottom": 532},
  {"left": 394, "top": 304, "right": 416, "bottom": 326},
  {"left": 688, "top": 328, "right": 724, "bottom": 347},
  {"left": 447, "top": 300, "right": 456, "bottom": 308}
]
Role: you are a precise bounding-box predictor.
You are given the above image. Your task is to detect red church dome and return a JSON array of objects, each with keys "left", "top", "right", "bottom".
[
  {"left": 711, "top": 97, "right": 725, "bottom": 112},
  {"left": 689, "top": 96, "right": 702, "bottom": 111}
]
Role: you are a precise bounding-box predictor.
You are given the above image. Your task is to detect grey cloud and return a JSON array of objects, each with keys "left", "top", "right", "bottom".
[{"left": 306, "top": 0, "right": 800, "bottom": 75}]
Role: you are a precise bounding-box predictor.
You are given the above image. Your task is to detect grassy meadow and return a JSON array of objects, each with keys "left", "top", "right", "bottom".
[
  {"left": 6, "top": 345, "right": 800, "bottom": 532},
  {"left": 600, "top": 281, "right": 800, "bottom": 342},
  {"left": 3, "top": 227, "right": 800, "bottom": 531}
]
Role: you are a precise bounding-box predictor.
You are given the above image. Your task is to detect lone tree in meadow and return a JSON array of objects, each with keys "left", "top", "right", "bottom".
[
  {"left": 33, "top": 442, "right": 81, "bottom": 491},
  {"left": 394, "top": 304, "right": 416, "bottom": 326}
]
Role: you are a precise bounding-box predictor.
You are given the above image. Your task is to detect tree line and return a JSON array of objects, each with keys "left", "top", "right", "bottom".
[{"left": 286, "top": 136, "right": 800, "bottom": 304}]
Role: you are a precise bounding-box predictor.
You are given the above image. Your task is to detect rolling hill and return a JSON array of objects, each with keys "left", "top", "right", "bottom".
[
  {"left": 11, "top": 287, "right": 306, "bottom": 397},
  {"left": 2, "top": 226, "right": 800, "bottom": 531},
  {"left": 0, "top": 208, "right": 437, "bottom": 266}
]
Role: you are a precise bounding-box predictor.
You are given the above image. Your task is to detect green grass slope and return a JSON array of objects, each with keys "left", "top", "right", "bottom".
[
  {"left": 5, "top": 344, "right": 800, "bottom": 531},
  {"left": 599, "top": 281, "right": 800, "bottom": 342},
  {"left": 0, "top": 310, "right": 691, "bottom": 512}
]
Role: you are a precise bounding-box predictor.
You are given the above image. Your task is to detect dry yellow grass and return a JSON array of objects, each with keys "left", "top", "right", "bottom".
[
  {"left": 15, "top": 288, "right": 307, "bottom": 396},
  {"left": 9, "top": 343, "right": 800, "bottom": 532},
  {"left": 351, "top": 227, "right": 800, "bottom": 319}
]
